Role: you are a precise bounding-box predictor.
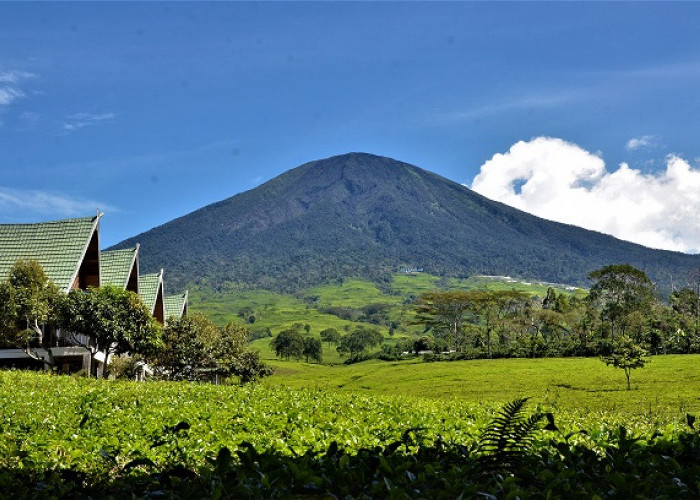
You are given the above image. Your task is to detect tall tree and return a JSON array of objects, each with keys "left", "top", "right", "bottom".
[
  {"left": 60, "top": 285, "right": 163, "bottom": 367},
  {"left": 302, "top": 337, "right": 323, "bottom": 363},
  {"left": 412, "top": 291, "right": 475, "bottom": 352},
  {"left": 670, "top": 287, "right": 700, "bottom": 352},
  {"left": 214, "top": 322, "right": 272, "bottom": 382},
  {"left": 0, "top": 259, "right": 63, "bottom": 368},
  {"left": 336, "top": 327, "right": 383, "bottom": 359},
  {"left": 470, "top": 290, "right": 530, "bottom": 358},
  {"left": 588, "top": 264, "right": 656, "bottom": 341},
  {"left": 153, "top": 313, "right": 214, "bottom": 381},
  {"left": 320, "top": 327, "right": 341, "bottom": 348}
]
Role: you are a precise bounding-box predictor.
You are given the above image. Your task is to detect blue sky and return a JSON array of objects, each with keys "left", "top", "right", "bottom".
[{"left": 2, "top": 2, "right": 700, "bottom": 250}]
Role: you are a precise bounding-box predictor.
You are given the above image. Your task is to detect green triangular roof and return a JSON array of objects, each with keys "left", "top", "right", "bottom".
[
  {"left": 0, "top": 215, "right": 101, "bottom": 291},
  {"left": 164, "top": 290, "right": 188, "bottom": 321},
  {"left": 139, "top": 270, "right": 163, "bottom": 314},
  {"left": 101, "top": 246, "right": 139, "bottom": 290}
]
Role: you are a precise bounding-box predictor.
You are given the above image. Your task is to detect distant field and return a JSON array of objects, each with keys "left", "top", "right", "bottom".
[
  {"left": 191, "top": 272, "right": 581, "bottom": 334},
  {"left": 260, "top": 354, "right": 700, "bottom": 422}
]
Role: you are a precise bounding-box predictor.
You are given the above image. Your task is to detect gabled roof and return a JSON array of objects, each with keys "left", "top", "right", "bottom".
[
  {"left": 139, "top": 269, "right": 164, "bottom": 323},
  {"left": 101, "top": 245, "right": 139, "bottom": 292},
  {"left": 164, "top": 290, "right": 188, "bottom": 322},
  {"left": 0, "top": 215, "right": 101, "bottom": 292}
]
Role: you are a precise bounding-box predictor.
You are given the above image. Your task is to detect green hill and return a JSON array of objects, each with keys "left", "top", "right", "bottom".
[{"left": 111, "top": 152, "right": 700, "bottom": 293}]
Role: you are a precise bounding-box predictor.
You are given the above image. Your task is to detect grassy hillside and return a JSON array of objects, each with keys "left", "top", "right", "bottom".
[
  {"left": 190, "top": 273, "right": 583, "bottom": 357},
  {"left": 189, "top": 272, "right": 583, "bottom": 365}
]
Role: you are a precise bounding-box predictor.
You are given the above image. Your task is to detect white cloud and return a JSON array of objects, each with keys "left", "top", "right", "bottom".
[
  {"left": 470, "top": 137, "right": 700, "bottom": 253},
  {"left": 431, "top": 91, "right": 581, "bottom": 125},
  {"left": 0, "top": 87, "right": 24, "bottom": 105},
  {"left": 0, "top": 70, "right": 36, "bottom": 84},
  {"left": 626, "top": 135, "right": 656, "bottom": 151},
  {"left": 62, "top": 112, "right": 116, "bottom": 131},
  {"left": 0, "top": 186, "right": 116, "bottom": 218},
  {"left": 0, "top": 70, "right": 35, "bottom": 106}
]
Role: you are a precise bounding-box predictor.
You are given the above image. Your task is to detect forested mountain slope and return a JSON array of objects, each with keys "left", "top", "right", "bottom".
[{"left": 111, "top": 152, "right": 700, "bottom": 293}]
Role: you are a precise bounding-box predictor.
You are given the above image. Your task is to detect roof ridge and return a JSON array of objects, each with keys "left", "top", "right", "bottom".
[{"left": 0, "top": 215, "right": 98, "bottom": 228}]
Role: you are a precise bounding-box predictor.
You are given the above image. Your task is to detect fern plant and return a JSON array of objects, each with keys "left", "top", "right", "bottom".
[{"left": 478, "top": 398, "right": 552, "bottom": 473}]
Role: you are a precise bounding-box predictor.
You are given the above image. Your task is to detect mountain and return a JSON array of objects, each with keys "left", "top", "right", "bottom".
[{"left": 111, "top": 152, "right": 700, "bottom": 293}]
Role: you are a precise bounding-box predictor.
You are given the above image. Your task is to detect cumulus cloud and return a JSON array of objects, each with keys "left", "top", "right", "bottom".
[
  {"left": 0, "top": 186, "right": 115, "bottom": 218},
  {"left": 470, "top": 137, "right": 700, "bottom": 253},
  {"left": 62, "top": 112, "right": 116, "bottom": 131},
  {"left": 626, "top": 135, "right": 656, "bottom": 151}
]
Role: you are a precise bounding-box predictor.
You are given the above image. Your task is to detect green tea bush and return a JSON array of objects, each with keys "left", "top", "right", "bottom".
[{"left": 0, "top": 370, "right": 698, "bottom": 498}]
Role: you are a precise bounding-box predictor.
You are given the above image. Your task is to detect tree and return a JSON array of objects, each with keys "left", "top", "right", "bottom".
[
  {"left": 106, "top": 354, "right": 144, "bottom": 380},
  {"left": 215, "top": 322, "right": 272, "bottom": 382},
  {"left": 302, "top": 337, "right": 323, "bottom": 363},
  {"left": 153, "top": 313, "right": 271, "bottom": 382},
  {"left": 412, "top": 291, "right": 475, "bottom": 352},
  {"left": 60, "top": 285, "right": 162, "bottom": 367},
  {"left": 320, "top": 327, "right": 341, "bottom": 347},
  {"left": 154, "top": 313, "right": 214, "bottom": 381},
  {"left": 524, "top": 308, "right": 565, "bottom": 357},
  {"left": 337, "top": 327, "right": 383, "bottom": 359},
  {"left": 413, "top": 289, "right": 529, "bottom": 357},
  {"left": 601, "top": 335, "right": 648, "bottom": 390},
  {"left": 413, "top": 335, "right": 434, "bottom": 354},
  {"left": 470, "top": 290, "right": 530, "bottom": 358},
  {"left": 0, "top": 259, "right": 63, "bottom": 368},
  {"left": 670, "top": 287, "right": 700, "bottom": 353},
  {"left": 229, "top": 350, "right": 273, "bottom": 383},
  {"left": 588, "top": 264, "right": 656, "bottom": 341},
  {"left": 270, "top": 328, "right": 305, "bottom": 360}
]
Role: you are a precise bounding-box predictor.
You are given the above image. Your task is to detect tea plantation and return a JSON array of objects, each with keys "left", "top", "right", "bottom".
[{"left": 1, "top": 364, "right": 700, "bottom": 498}]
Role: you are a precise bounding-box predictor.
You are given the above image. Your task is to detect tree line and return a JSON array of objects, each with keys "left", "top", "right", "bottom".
[
  {"left": 0, "top": 259, "right": 271, "bottom": 382},
  {"left": 267, "top": 263, "right": 700, "bottom": 377},
  {"left": 412, "top": 264, "right": 700, "bottom": 360}
]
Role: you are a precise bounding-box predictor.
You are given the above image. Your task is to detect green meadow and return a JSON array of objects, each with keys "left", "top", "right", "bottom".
[{"left": 260, "top": 354, "right": 700, "bottom": 423}]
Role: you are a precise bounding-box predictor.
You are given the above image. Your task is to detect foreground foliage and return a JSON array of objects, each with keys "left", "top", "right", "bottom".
[{"left": 1, "top": 371, "right": 699, "bottom": 498}]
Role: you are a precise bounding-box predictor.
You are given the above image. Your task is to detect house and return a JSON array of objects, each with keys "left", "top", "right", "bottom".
[
  {"left": 0, "top": 214, "right": 101, "bottom": 291},
  {"left": 165, "top": 290, "right": 189, "bottom": 322},
  {"left": 101, "top": 245, "right": 139, "bottom": 293},
  {"left": 139, "top": 269, "right": 165, "bottom": 325},
  {"left": 0, "top": 214, "right": 102, "bottom": 372},
  {"left": 1, "top": 213, "right": 191, "bottom": 377},
  {"left": 105, "top": 249, "right": 188, "bottom": 324}
]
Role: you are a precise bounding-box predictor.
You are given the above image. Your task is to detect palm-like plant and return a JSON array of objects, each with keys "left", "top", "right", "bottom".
[{"left": 478, "top": 398, "right": 554, "bottom": 473}]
